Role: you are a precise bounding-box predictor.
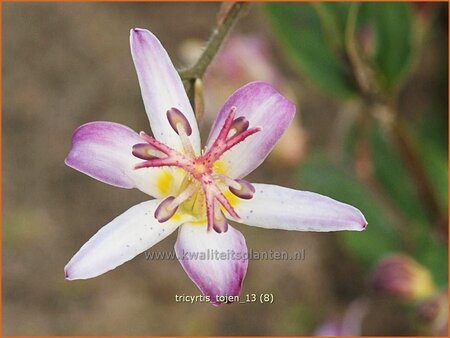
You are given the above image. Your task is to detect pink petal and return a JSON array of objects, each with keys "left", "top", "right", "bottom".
[
  {"left": 175, "top": 223, "right": 248, "bottom": 305},
  {"left": 65, "top": 200, "right": 185, "bottom": 280},
  {"left": 206, "top": 82, "right": 295, "bottom": 178},
  {"left": 130, "top": 28, "right": 200, "bottom": 154},
  {"left": 65, "top": 121, "right": 169, "bottom": 198},
  {"left": 235, "top": 184, "right": 367, "bottom": 231}
]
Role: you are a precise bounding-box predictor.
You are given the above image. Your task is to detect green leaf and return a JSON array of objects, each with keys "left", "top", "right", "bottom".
[
  {"left": 369, "top": 122, "right": 428, "bottom": 222},
  {"left": 297, "top": 154, "right": 401, "bottom": 268},
  {"left": 412, "top": 121, "right": 448, "bottom": 211},
  {"left": 265, "top": 3, "right": 357, "bottom": 99},
  {"left": 356, "top": 3, "right": 413, "bottom": 92},
  {"left": 368, "top": 122, "right": 447, "bottom": 285}
]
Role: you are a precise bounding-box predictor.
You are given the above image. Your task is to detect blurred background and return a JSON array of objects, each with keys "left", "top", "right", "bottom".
[{"left": 3, "top": 2, "right": 448, "bottom": 335}]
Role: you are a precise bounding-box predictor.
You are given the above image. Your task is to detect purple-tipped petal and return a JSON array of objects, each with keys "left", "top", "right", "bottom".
[
  {"left": 130, "top": 28, "right": 200, "bottom": 154},
  {"left": 175, "top": 223, "right": 248, "bottom": 305},
  {"left": 235, "top": 184, "right": 367, "bottom": 232},
  {"left": 65, "top": 121, "right": 168, "bottom": 197},
  {"left": 206, "top": 82, "right": 296, "bottom": 178},
  {"left": 65, "top": 200, "right": 186, "bottom": 280}
]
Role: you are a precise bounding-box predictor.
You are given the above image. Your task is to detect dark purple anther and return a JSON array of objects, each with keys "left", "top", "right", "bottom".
[{"left": 167, "top": 107, "right": 192, "bottom": 136}]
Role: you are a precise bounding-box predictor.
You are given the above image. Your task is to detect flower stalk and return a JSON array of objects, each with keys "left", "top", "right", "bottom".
[{"left": 179, "top": 2, "right": 251, "bottom": 118}]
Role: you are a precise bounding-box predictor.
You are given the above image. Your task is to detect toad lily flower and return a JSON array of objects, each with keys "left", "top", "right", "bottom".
[{"left": 64, "top": 28, "right": 367, "bottom": 305}]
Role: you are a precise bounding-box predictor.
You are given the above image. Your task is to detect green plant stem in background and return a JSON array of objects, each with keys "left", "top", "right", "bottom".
[
  {"left": 179, "top": 2, "right": 251, "bottom": 121},
  {"left": 391, "top": 118, "right": 448, "bottom": 238}
]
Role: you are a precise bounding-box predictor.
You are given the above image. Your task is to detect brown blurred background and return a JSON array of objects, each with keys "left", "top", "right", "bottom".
[{"left": 2, "top": 2, "right": 446, "bottom": 336}]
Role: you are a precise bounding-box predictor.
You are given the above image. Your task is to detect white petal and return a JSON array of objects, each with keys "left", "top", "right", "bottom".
[
  {"left": 234, "top": 184, "right": 367, "bottom": 232},
  {"left": 65, "top": 200, "right": 189, "bottom": 280},
  {"left": 130, "top": 28, "right": 200, "bottom": 154},
  {"left": 175, "top": 223, "right": 248, "bottom": 305}
]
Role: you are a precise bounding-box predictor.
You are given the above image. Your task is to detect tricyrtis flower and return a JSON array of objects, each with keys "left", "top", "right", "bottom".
[{"left": 64, "top": 28, "right": 367, "bottom": 305}]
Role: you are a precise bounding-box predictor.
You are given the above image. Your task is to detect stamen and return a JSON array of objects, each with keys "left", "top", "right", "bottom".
[
  {"left": 133, "top": 131, "right": 194, "bottom": 170},
  {"left": 154, "top": 196, "right": 178, "bottom": 222},
  {"left": 132, "top": 143, "right": 165, "bottom": 160},
  {"left": 167, "top": 107, "right": 192, "bottom": 136},
  {"left": 177, "top": 121, "right": 196, "bottom": 157},
  {"left": 224, "top": 127, "right": 262, "bottom": 151},
  {"left": 169, "top": 183, "right": 198, "bottom": 209},
  {"left": 230, "top": 116, "right": 249, "bottom": 135},
  {"left": 139, "top": 131, "right": 177, "bottom": 156},
  {"left": 229, "top": 179, "right": 255, "bottom": 200},
  {"left": 213, "top": 173, "right": 241, "bottom": 190},
  {"left": 213, "top": 206, "right": 228, "bottom": 233}
]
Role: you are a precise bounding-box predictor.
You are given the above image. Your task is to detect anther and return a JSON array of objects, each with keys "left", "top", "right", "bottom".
[
  {"left": 132, "top": 143, "right": 164, "bottom": 160},
  {"left": 213, "top": 173, "right": 241, "bottom": 190},
  {"left": 230, "top": 116, "right": 249, "bottom": 135},
  {"left": 169, "top": 183, "right": 198, "bottom": 209},
  {"left": 167, "top": 107, "right": 192, "bottom": 136},
  {"left": 213, "top": 208, "right": 228, "bottom": 233},
  {"left": 229, "top": 179, "right": 255, "bottom": 200},
  {"left": 154, "top": 196, "right": 178, "bottom": 222}
]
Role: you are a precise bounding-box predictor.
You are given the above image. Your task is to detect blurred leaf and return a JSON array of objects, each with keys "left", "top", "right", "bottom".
[
  {"left": 368, "top": 122, "right": 447, "bottom": 285},
  {"left": 355, "top": 3, "right": 413, "bottom": 92},
  {"left": 311, "top": 2, "right": 350, "bottom": 51},
  {"left": 265, "top": 3, "right": 357, "bottom": 98},
  {"left": 369, "top": 122, "right": 427, "bottom": 222},
  {"left": 297, "top": 154, "right": 401, "bottom": 268},
  {"left": 412, "top": 122, "right": 448, "bottom": 210}
]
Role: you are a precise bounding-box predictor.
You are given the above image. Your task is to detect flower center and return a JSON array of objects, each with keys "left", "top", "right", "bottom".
[{"left": 132, "top": 106, "right": 260, "bottom": 233}]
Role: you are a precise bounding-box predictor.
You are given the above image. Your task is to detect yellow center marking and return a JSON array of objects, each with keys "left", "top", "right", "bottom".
[
  {"left": 156, "top": 170, "right": 173, "bottom": 195},
  {"left": 213, "top": 161, "right": 228, "bottom": 175}
]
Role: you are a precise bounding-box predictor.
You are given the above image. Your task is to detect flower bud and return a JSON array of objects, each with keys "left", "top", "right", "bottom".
[{"left": 372, "top": 254, "right": 436, "bottom": 302}]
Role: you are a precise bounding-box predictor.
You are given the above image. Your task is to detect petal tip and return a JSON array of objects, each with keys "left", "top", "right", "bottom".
[
  {"left": 361, "top": 219, "right": 368, "bottom": 231},
  {"left": 356, "top": 211, "right": 368, "bottom": 231},
  {"left": 130, "top": 27, "right": 148, "bottom": 36},
  {"left": 64, "top": 265, "right": 74, "bottom": 281}
]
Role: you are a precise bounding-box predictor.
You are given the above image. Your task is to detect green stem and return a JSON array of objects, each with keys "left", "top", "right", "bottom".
[
  {"left": 179, "top": 2, "right": 250, "bottom": 120},
  {"left": 180, "top": 2, "right": 250, "bottom": 81}
]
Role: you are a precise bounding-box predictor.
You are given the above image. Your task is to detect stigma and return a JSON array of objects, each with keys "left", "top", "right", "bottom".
[{"left": 132, "top": 106, "right": 260, "bottom": 233}]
